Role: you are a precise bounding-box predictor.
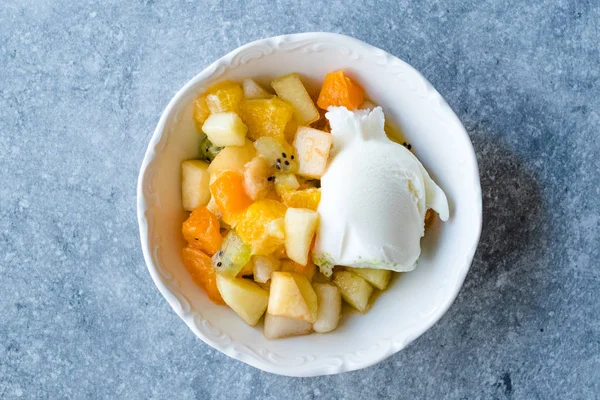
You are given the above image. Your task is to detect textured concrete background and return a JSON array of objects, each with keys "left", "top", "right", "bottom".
[{"left": 1, "top": 0, "right": 599, "bottom": 399}]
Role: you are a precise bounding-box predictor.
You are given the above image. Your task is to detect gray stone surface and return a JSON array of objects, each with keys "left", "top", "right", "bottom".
[{"left": 1, "top": 0, "right": 599, "bottom": 398}]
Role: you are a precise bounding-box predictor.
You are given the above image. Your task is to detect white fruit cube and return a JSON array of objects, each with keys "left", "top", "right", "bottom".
[
  {"left": 202, "top": 112, "right": 248, "bottom": 147},
  {"left": 216, "top": 275, "right": 269, "bottom": 326},
  {"left": 333, "top": 270, "right": 373, "bottom": 313},
  {"left": 242, "top": 78, "right": 271, "bottom": 99},
  {"left": 253, "top": 255, "right": 280, "bottom": 283},
  {"left": 313, "top": 283, "right": 341, "bottom": 333},
  {"left": 271, "top": 73, "right": 320, "bottom": 125},
  {"left": 268, "top": 271, "right": 318, "bottom": 323},
  {"left": 284, "top": 208, "right": 318, "bottom": 266},
  {"left": 347, "top": 267, "right": 392, "bottom": 290},
  {"left": 263, "top": 314, "right": 312, "bottom": 340},
  {"left": 181, "top": 160, "right": 211, "bottom": 211},
  {"left": 293, "top": 126, "right": 332, "bottom": 179}
]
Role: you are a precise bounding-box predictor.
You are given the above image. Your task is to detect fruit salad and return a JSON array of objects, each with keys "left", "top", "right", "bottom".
[{"left": 179, "top": 71, "right": 448, "bottom": 339}]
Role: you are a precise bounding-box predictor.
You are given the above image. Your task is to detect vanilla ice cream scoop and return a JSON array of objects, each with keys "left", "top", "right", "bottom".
[{"left": 313, "top": 106, "right": 449, "bottom": 275}]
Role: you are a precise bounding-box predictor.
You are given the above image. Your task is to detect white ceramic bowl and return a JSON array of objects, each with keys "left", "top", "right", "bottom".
[{"left": 137, "top": 32, "right": 482, "bottom": 377}]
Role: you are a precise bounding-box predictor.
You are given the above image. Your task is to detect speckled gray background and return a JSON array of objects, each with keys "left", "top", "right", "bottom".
[{"left": 1, "top": 0, "right": 599, "bottom": 399}]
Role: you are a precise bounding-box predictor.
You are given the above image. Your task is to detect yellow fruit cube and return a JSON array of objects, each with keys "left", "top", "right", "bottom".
[
  {"left": 206, "top": 81, "right": 243, "bottom": 114},
  {"left": 236, "top": 199, "right": 288, "bottom": 255},
  {"left": 240, "top": 97, "right": 294, "bottom": 141},
  {"left": 208, "top": 139, "right": 256, "bottom": 182},
  {"left": 281, "top": 188, "right": 321, "bottom": 211},
  {"left": 268, "top": 271, "right": 318, "bottom": 323},
  {"left": 284, "top": 208, "right": 319, "bottom": 266},
  {"left": 181, "top": 160, "right": 211, "bottom": 211},
  {"left": 202, "top": 112, "right": 248, "bottom": 147},
  {"left": 274, "top": 173, "right": 300, "bottom": 197},
  {"left": 216, "top": 275, "right": 269, "bottom": 326},
  {"left": 271, "top": 73, "right": 320, "bottom": 126}
]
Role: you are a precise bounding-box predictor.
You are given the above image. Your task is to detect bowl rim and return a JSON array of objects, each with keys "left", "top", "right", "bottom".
[{"left": 137, "top": 32, "right": 483, "bottom": 376}]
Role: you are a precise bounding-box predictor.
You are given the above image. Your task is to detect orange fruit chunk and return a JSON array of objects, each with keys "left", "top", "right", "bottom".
[
  {"left": 281, "top": 188, "right": 321, "bottom": 211},
  {"left": 210, "top": 171, "right": 253, "bottom": 226},
  {"left": 317, "top": 70, "right": 364, "bottom": 110},
  {"left": 236, "top": 199, "right": 288, "bottom": 255},
  {"left": 240, "top": 97, "right": 294, "bottom": 142},
  {"left": 193, "top": 94, "right": 211, "bottom": 130},
  {"left": 205, "top": 81, "right": 244, "bottom": 114},
  {"left": 182, "top": 207, "right": 223, "bottom": 256},
  {"left": 182, "top": 245, "right": 225, "bottom": 305}
]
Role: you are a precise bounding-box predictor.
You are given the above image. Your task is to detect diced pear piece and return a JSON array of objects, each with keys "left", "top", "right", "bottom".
[
  {"left": 332, "top": 270, "right": 373, "bottom": 313},
  {"left": 253, "top": 255, "right": 281, "bottom": 283},
  {"left": 313, "top": 283, "right": 341, "bottom": 333},
  {"left": 346, "top": 268, "right": 392, "bottom": 290},
  {"left": 202, "top": 112, "right": 248, "bottom": 147},
  {"left": 243, "top": 78, "right": 271, "bottom": 99},
  {"left": 263, "top": 314, "right": 312, "bottom": 340},
  {"left": 181, "top": 160, "right": 211, "bottom": 211},
  {"left": 208, "top": 139, "right": 256, "bottom": 182},
  {"left": 284, "top": 208, "right": 318, "bottom": 266},
  {"left": 268, "top": 271, "right": 318, "bottom": 323},
  {"left": 271, "top": 73, "right": 320, "bottom": 125},
  {"left": 216, "top": 275, "right": 269, "bottom": 326},
  {"left": 293, "top": 126, "right": 332, "bottom": 179}
]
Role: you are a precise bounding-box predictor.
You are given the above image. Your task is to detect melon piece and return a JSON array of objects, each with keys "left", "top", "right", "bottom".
[
  {"left": 346, "top": 267, "right": 392, "bottom": 290},
  {"left": 284, "top": 208, "right": 318, "bottom": 266},
  {"left": 202, "top": 112, "right": 248, "bottom": 147},
  {"left": 268, "top": 271, "right": 318, "bottom": 323},
  {"left": 332, "top": 270, "right": 373, "bottom": 313},
  {"left": 271, "top": 73, "right": 319, "bottom": 125},
  {"left": 181, "top": 160, "right": 211, "bottom": 211},
  {"left": 263, "top": 314, "right": 312, "bottom": 340},
  {"left": 216, "top": 275, "right": 269, "bottom": 326},
  {"left": 243, "top": 78, "right": 271, "bottom": 99},
  {"left": 313, "top": 283, "right": 341, "bottom": 333}
]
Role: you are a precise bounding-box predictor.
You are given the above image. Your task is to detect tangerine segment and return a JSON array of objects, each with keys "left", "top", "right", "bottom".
[
  {"left": 182, "top": 207, "right": 223, "bottom": 255},
  {"left": 240, "top": 97, "right": 294, "bottom": 142},
  {"left": 236, "top": 199, "right": 288, "bottom": 255},
  {"left": 193, "top": 94, "right": 211, "bottom": 130},
  {"left": 281, "top": 188, "right": 321, "bottom": 211},
  {"left": 205, "top": 81, "right": 244, "bottom": 114},
  {"left": 317, "top": 70, "right": 364, "bottom": 110},
  {"left": 210, "top": 171, "right": 253, "bottom": 226},
  {"left": 182, "top": 245, "right": 225, "bottom": 305}
]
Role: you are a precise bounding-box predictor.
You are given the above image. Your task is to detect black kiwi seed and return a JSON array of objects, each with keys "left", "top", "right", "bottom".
[
  {"left": 216, "top": 262, "right": 222, "bottom": 267},
  {"left": 284, "top": 160, "right": 290, "bottom": 166},
  {"left": 282, "top": 152, "right": 287, "bottom": 158}
]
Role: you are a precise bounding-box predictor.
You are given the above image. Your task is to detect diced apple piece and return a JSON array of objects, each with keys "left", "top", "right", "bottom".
[
  {"left": 265, "top": 218, "right": 285, "bottom": 241},
  {"left": 253, "top": 137, "right": 298, "bottom": 173},
  {"left": 212, "top": 231, "right": 252, "bottom": 278},
  {"left": 208, "top": 139, "right": 256, "bottom": 182},
  {"left": 313, "top": 283, "right": 341, "bottom": 333},
  {"left": 243, "top": 78, "right": 271, "bottom": 99},
  {"left": 332, "top": 270, "right": 373, "bottom": 313},
  {"left": 253, "top": 255, "right": 280, "bottom": 283},
  {"left": 271, "top": 73, "right": 320, "bottom": 126},
  {"left": 280, "top": 259, "right": 316, "bottom": 281},
  {"left": 243, "top": 157, "right": 273, "bottom": 200},
  {"left": 268, "top": 271, "right": 317, "bottom": 323},
  {"left": 284, "top": 208, "right": 318, "bottom": 266},
  {"left": 181, "top": 160, "right": 211, "bottom": 211},
  {"left": 216, "top": 275, "right": 269, "bottom": 326},
  {"left": 293, "top": 126, "right": 332, "bottom": 179},
  {"left": 347, "top": 268, "right": 392, "bottom": 290},
  {"left": 263, "top": 314, "right": 312, "bottom": 340},
  {"left": 202, "top": 112, "right": 248, "bottom": 147}
]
